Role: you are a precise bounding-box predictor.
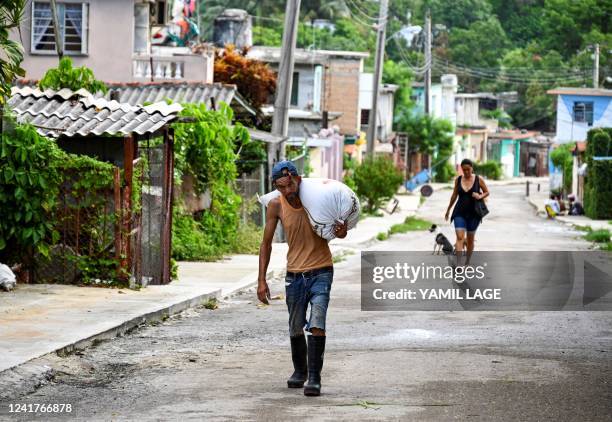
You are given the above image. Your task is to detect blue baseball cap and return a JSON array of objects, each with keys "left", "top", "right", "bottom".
[{"left": 271, "top": 160, "right": 299, "bottom": 182}]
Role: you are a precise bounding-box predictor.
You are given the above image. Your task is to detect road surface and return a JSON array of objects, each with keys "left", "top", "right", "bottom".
[{"left": 1, "top": 185, "right": 610, "bottom": 421}]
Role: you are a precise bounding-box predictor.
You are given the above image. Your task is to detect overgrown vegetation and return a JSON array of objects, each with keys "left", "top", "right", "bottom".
[
  {"left": 0, "top": 1, "right": 25, "bottom": 103},
  {"left": 584, "top": 128, "right": 612, "bottom": 220},
  {"left": 353, "top": 156, "right": 403, "bottom": 213},
  {"left": 473, "top": 161, "right": 503, "bottom": 180},
  {"left": 39, "top": 57, "right": 108, "bottom": 94},
  {"left": 0, "top": 123, "right": 119, "bottom": 283},
  {"left": 171, "top": 102, "right": 267, "bottom": 261}
]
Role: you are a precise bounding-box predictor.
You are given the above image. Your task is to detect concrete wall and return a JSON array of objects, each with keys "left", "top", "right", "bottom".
[
  {"left": 455, "top": 97, "right": 498, "bottom": 130},
  {"left": 12, "top": 0, "right": 212, "bottom": 84},
  {"left": 359, "top": 73, "right": 396, "bottom": 141},
  {"left": 13, "top": 0, "right": 133, "bottom": 81},
  {"left": 554, "top": 94, "right": 612, "bottom": 143}
]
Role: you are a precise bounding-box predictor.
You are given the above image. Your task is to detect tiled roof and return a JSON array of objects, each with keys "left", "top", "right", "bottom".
[
  {"left": 101, "top": 81, "right": 257, "bottom": 115},
  {"left": 8, "top": 86, "right": 182, "bottom": 138}
]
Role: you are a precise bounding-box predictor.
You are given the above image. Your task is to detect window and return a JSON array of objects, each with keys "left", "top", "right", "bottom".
[
  {"left": 361, "top": 109, "right": 370, "bottom": 126},
  {"left": 154, "top": 1, "right": 167, "bottom": 25},
  {"left": 479, "top": 98, "right": 497, "bottom": 111},
  {"left": 290, "top": 72, "right": 299, "bottom": 106},
  {"left": 134, "top": 3, "right": 150, "bottom": 54},
  {"left": 31, "top": 2, "right": 88, "bottom": 55},
  {"left": 573, "top": 101, "right": 594, "bottom": 125}
]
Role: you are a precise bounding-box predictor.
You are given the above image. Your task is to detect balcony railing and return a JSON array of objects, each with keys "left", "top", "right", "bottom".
[{"left": 133, "top": 57, "right": 184, "bottom": 80}]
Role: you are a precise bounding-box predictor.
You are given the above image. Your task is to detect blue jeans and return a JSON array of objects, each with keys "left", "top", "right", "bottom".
[
  {"left": 285, "top": 267, "right": 333, "bottom": 337},
  {"left": 454, "top": 215, "right": 480, "bottom": 233}
]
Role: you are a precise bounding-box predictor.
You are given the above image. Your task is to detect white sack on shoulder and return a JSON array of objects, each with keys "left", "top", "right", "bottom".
[
  {"left": 0, "top": 263, "right": 16, "bottom": 292},
  {"left": 257, "top": 178, "right": 360, "bottom": 240}
]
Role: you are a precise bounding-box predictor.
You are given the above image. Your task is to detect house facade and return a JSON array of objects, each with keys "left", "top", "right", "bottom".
[
  {"left": 247, "top": 46, "right": 368, "bottom": 138},
  {"left": 488, "top": 131, "right": 544, "bottom": 179},
  {"left": 547, "top": 87, "right": 612, "bottom": 197},
  {"left": 547, "top": 87, "right": 612, "bottom": 143},
  {"left": 11, "top": 0, "right": 213, "bottom": 84},
  {"left": 359, "top": 73, "right": 397, "bottom": 143}
]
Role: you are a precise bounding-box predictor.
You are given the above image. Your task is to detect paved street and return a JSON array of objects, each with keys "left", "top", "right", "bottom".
[{"left": 1, "top": 185, "right": 610, "bottom": 421}]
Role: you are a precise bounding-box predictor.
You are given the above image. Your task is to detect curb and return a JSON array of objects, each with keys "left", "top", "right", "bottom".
[{"left": 0, "top": 269, "right": 276, "bottom": 379}]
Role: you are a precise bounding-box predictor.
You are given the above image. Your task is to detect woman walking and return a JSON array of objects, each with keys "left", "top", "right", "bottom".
[{"left": 445, "top": 159, "right": 490, "bottom": 266}]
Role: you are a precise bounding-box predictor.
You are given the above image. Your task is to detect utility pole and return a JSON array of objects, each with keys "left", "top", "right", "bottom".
[
  {"left": 593, "top": 43, "right": 600, "bottom": 88},
  {"left": 271, "top": 0, "right": 301, "bottom": 165},
  {"left": 424, "top": 10, "right": 432, "bottom": 170},
  {"left": 50, "top": 0, "right": 63, "bottom": 59},
  {"left": 424, "top": 10, "right": 431, "bottom": 115},
  {"left": 366, "top": 0, "right": 389, "bottom": 157}
]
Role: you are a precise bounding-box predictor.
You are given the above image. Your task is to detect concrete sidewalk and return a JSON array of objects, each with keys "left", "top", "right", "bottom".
[
  {"left": 0, "top": 193, "right": 421, "bottom": 376},
  {"left": 527, "top": 187, "right": 611, "bottom": 232}
]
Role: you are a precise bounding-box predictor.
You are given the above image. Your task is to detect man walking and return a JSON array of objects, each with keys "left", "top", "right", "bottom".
[{"left": 258, "top": 161, "right": 347, "bottom": 397}]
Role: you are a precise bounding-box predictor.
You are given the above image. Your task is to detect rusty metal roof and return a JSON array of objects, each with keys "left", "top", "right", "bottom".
[
  {"left": 8, "top": 86, "right": 182, "bottom": 138},
  {"left": 102, "top": 81, "right": 257, "bottom": 115}
]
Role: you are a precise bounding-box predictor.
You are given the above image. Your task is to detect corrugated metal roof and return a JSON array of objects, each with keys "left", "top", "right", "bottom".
[
  {"left": 103, "top": 81, "right": 237, "bottom": 107},
  {"left": 8, "top": 86, "right": 182, "bottom": 138}
]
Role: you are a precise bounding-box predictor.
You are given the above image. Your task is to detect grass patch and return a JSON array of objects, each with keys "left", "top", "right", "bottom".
[
  {"left": 419, "top": 196, "right": 426, "bottom": 206},
  {"left": 584, "top": 229, "right": 611, "bottom": 243},
  {"left": 600, "top": 242, "right": 612, "bottom": 251},
  {"left": 377, "top": 216, "right": 434, "bottom": 242},
  {"left": 376, "top": 232, "right": 389, "bottom": 241},
  {"left": 332, "top": 249, "right": 355, "bottom": 263},
  {"left": 388, "top": 216, "right": 434, "bottom": 234},
  {"left": 573, "top": 225, "right": 593, "bottom": 232}
]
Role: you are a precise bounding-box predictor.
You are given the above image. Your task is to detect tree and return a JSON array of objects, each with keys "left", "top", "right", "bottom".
[
  {"left": 382, "top": 60, "right": 414, "bottom": 118},
  {"left": 448, "top": 17, "right": 510, "bottom": 91},
  {"left": 0, "top": 0, "right": 26, "bottom": 110},
  {"left": 422, "top": 0, "right": 492, "bottom": 29},
  {"left": 488, "top": 0, "right": 545, "bottom": 47},
  {"left": 395, "top": 112, "right": 455, "bottom": 181},
  {"left": 39, "top": 57, "right": 107, "bottom": 94},
  {"left": 541, "top": 0, "right": 611, "bottom": 58}
]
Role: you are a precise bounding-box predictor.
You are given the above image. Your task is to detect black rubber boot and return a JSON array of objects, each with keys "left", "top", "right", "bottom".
[
  {"left": 287, "top": 335, "right": 308, "bottom": 388},
  {"left": 304, "top": 335, "right": 326, "bottom": 396}
]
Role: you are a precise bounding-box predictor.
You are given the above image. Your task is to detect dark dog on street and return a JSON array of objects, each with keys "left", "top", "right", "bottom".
[
  {"left": 429, "top": 224, "right": 469, "bottom": 256},
  {"left": 429, "top": 224, "right": 454, "bottom": 255}
]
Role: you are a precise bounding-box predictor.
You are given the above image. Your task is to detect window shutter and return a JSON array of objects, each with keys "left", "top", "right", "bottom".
[{"left": 134, "top": 3, "right": 150, "bottom": 54}]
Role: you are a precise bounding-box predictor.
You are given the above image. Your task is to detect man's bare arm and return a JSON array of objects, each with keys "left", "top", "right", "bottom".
[{"left": 257, "top": 198, "right": 280, "bottom": 304}]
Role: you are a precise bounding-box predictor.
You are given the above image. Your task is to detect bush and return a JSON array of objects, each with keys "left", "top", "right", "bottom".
[
  {"left": 231, "top": 223, "right": 263, "bottom": 255},
  {"left": 434, "top": 162, "right": 455, "bottom": 182},
  {"left": 584, "top": 128, "right": 612, "bottom": 219},
  {"left": 353, "top": 156, "right": 403, "bottom": 213},
  {"left": 343, "top": 152, "right": 358, "bottom": 191},
  {"left": 473, "top": 161, "right": 503, "bottom": 180},
  {"left": 39, "top": 57, "right": 107, "bottom": 94},
  {"left": 171, "top": 210, "right": 223, "bottom": 261}
]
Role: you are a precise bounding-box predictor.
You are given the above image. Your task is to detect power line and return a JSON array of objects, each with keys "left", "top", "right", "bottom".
[
  {"left": 434, "top": 59, "right": 590, "bottom": 85},
  {"left": 433, "top": 54, "right": 592, "bottom": 81},
  {"left": 344, "top": 0, "right": 384, "bottom": 22}
]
